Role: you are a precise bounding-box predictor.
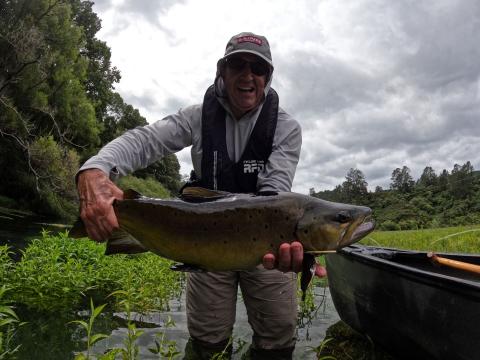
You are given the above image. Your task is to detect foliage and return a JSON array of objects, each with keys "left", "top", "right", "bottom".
[
  {"left": 117, "top": 175, "right": 171, "bottom": 199},
  {"left": 0, "top": 286, "right": 24, "bottom": 359},
  {"left": 0, "top": 231, "right": 183, "bottom": 313},
  {"left": 133, "top": 155, "right": 182, "bottom": 196},
  {"left": 312, "top": 162, "right": 480, "bottom": 230},
  {"left": 0, "top": 0, "right": 182, "bottom": 220},
  {"left": 70, "top": 299, "right": 110, "bottom": 359}
]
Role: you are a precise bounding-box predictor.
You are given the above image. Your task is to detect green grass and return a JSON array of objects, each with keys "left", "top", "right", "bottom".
[{"left": 361, "top": 224, "right": 480, "bottom": 253}]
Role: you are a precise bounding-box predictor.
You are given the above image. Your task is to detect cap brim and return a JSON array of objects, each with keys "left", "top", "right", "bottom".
[{"left": 219, "top": 50, "right": 274, "bottom": 68}]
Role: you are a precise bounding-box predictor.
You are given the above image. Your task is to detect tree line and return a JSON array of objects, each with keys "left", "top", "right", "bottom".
[
  {"left": 0, "top": 0, "right": 181, "bottom": 220},
  {"left": 310, "top": 162, "right": 480, "bottom": 230}
]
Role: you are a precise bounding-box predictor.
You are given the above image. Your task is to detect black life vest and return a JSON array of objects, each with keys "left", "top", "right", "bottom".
[{"left": 198, "top": 85, "right": 279, "bottom": 193}]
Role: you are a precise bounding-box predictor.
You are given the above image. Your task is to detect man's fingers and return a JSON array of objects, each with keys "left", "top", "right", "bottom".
[
  {"left": 277, "top": 243, "right": 292, "bottom": 272},
  {"left": 262, "top": 253, "right": 275, "bottom": 269},
  {"left": 290, "top": 241, "right": 303, "bottom": 273}
]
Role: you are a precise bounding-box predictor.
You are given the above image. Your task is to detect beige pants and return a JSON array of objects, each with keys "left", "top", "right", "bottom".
[{"left": 186, "top": 267, "right": 298, "bottom": 350}]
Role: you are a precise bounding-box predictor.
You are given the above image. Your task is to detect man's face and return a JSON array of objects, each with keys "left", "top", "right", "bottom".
[{"left": 222, "top": 53, "right": 269, "bottom": 119}]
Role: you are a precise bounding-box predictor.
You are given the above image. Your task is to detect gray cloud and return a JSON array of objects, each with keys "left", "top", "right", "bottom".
[
  {"left": 91, "top": 0, "right": 480, "bottom": 194},
  {"left": 277, "top": 1, "right": 480, "bottom": 192}
]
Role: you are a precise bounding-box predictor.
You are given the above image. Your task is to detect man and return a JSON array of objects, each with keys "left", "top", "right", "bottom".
[{"left": 77, "top": 32, "right": 325, "bottom": 359}]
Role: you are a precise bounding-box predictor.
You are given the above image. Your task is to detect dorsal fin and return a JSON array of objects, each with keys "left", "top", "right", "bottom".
[
  {"left": 180, "top": 187, "right": 231, "bottom": 203},
  {"left": 123, "top": 189, "right": 142, "bottom": 200}
]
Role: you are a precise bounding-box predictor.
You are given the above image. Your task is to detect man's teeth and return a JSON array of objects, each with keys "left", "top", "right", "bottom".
[{"left": 239, "top": 87, "right": 254, "bottom": 92}]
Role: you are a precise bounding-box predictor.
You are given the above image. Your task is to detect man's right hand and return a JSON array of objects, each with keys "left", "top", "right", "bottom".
[{"left": 77, "top": 169, "right": 124, "bottom": 242}]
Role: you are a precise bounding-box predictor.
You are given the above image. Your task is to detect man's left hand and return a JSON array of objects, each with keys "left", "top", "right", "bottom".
[{"left": 262, "top": 241, "right": 327, "bottom": 277}]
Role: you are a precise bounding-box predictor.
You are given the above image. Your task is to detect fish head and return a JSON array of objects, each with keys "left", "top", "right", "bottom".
[{"left": 296, "top": 197, "right": 375, "bottom": 251}]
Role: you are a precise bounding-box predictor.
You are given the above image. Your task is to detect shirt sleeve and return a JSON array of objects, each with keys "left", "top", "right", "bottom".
[
  {"left": 79, "top": 104, "right": 201, "bottom": 180},
  {"left": 257, "top": 108, "right": 302, "bottom": 192}
]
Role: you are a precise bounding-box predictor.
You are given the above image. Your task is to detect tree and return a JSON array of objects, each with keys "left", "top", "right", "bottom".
[
  {"left": 449, "top": 161, "right": 475, "bottom": 199},
  {"left": 390, "top": 166, "right": 415, "bottom": 193},
  {"left": 417, "top": 166, "right": 437, "bottom": 188},
  {"left": 341, "top": 168, "right": 368, "bottom": 204}
]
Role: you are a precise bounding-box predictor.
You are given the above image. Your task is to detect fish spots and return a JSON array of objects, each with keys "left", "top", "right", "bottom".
[
  {"left": 264, "top": 224, "right": 269, "bottom": 230},
  {"left": 252, "top": 237, "right": 257, "bottom": 242}
]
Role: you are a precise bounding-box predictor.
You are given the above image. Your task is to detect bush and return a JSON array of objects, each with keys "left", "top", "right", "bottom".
[{"left": 379, "top": 220, "right": 401, "bottom": 231}]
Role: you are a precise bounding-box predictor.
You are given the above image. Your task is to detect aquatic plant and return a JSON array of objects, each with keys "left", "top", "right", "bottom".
[
  {"left": 70, "top": 299, "right": 110, "bottom": 360},
  {"left": 0, "top": 231, "right": 183, "bottom": 313},
  {"left": 0, "top": 286, "right": 24, "bottom": 359},
  {"left": 148, "top": 316, "right": 180, "bottom": 359}
]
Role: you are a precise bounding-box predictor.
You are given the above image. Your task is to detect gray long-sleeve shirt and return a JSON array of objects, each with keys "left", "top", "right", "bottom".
[{"left": 80, "top": 86, "right": 302, "bottom": 192}]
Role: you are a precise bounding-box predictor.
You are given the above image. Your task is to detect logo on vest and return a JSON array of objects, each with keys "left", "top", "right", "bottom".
[{"left": 243, "top": 160, "right": 265, "bottom": 174}]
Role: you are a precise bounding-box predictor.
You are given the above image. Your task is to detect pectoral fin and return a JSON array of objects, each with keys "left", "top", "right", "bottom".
[
  {"left": 300, "top": 253, "right": 317, "bottom": 301},
  {"left": 105, "top": 229, "right": 148, "bottom": 255}
]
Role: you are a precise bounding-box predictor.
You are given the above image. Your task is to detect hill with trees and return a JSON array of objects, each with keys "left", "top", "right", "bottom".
[
  {"left": 0, "top": 0, "right": 181, "bottom": 220},
  {"left": 310, "top": 162, "right": 480, "bottom": 230}
]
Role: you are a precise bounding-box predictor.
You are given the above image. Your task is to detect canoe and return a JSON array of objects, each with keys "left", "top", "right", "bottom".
[{"left": 325, "top": 245, "right": 480, "bottom": 360}]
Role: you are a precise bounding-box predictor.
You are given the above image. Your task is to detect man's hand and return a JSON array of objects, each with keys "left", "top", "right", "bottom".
[
  {"left": 262, "top": 241, "right": 327, "bottom": 277},
  {"left": 77, "top": 169, "right": 123, "bottom": 242}
]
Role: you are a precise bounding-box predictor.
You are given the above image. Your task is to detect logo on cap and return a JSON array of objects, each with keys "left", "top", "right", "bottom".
[{"left": 237, "top": 36, "right": 262, "bottom": 46}]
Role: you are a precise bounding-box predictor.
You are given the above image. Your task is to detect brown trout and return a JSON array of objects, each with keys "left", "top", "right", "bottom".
[{"left": 70, "top": 187, "right": 375, "bottom": 272}]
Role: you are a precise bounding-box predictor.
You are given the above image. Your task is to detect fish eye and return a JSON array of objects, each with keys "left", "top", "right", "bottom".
[{"left": 334, "top": 211, "right": 351, "bottom": 223}]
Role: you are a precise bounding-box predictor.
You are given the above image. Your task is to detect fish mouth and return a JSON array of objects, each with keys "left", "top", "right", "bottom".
[{"left": 350, "top": 216, "right": 375, "bottom": 243}]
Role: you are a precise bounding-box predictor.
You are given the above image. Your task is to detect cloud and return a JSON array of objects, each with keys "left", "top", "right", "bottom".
[{"left": 90, "top": 0, "right": 480, "bottom": 195}]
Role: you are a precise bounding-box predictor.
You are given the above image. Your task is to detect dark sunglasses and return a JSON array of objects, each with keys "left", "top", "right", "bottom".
[{"left": 225, "top": 57, "right": 270, "bottom": 76}]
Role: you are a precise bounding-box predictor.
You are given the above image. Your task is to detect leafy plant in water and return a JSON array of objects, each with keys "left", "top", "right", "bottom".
[
  {"left": 70, "top": 298, "right": 110, "bottom": 360},
  {"left": 0, "top": 286, "right": 24, "bottom": 359},
  {"left": 108, "top": 289, "right": 144, "bottom": 360},
  {"left": 148, "top": 316, "right": 180, "bottom": 359},
  {"left": 2, "top": 231, "right": 183, "bottom": 313}
]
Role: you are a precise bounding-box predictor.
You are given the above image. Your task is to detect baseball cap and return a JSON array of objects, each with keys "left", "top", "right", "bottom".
[{"left": 219, "top": 32, "right": 273, "bottom": 68}]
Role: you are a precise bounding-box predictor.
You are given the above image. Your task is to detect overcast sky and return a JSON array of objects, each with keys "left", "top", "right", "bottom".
[{"left": 91, "top": 0, "right": 480, "bottom": 194}]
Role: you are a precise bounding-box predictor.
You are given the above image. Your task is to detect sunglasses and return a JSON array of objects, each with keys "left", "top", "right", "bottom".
[{"left": 225, "top": 57, "right": 270, "bottom": 76}]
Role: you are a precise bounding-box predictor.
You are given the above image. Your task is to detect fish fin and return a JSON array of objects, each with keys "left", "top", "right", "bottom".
[
  {"left": 170, "top": 263, "right": 206, "bottom": 272},
  {"left": 180, "top": 187, "right": 231, "bottom": 203},
  {"left": 69, "top": 218, "right": 87, "bottom": 238},
  {"left": 123, "top": 188, "right": 143, "bottom": 200},
  {"left": 105, "top": 229, "right": 148, "bottom": 255},
  {"left": 300, "top": 253, "right": 317, "bottom": 301}
]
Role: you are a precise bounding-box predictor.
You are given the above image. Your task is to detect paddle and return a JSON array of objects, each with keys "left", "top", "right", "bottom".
[{"left": 427, "top": 252, "right": 480, "bottom": 275}]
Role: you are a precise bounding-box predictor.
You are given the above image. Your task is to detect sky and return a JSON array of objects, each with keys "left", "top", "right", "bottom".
[{"left": 90, "top": 0, "right": 480, "bottom": 194}]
